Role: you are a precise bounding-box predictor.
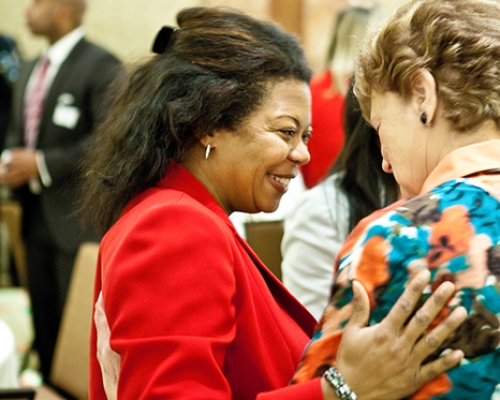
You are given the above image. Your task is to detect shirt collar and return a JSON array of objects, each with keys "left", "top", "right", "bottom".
[
  {"left": 420, "top": 139, "right": 500, "bottom": 194},
  {"left": 45, "top": 27, "right": 85, "bottom": 68}
]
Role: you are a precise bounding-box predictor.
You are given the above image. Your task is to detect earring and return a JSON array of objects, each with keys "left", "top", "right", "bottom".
[
  {"left": 420, "top": 112, "right": 428, "bottom": 125},
  {"left": 205, "top": 144, "right": 211, "bottom": 160}
]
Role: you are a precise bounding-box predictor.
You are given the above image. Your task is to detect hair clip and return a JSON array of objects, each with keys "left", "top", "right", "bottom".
[{"left": 152, "top": 26, "right": 179, "bottom": 54}]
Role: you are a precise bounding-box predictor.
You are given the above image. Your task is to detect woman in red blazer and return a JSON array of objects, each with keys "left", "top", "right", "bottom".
[{"left": 81, "top": 7, "right": 466, "bottom": 400}]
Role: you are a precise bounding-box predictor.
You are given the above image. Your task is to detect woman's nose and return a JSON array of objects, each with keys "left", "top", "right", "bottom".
[{"left": 289, "top": 140, "right": 310, "bottom": 166}]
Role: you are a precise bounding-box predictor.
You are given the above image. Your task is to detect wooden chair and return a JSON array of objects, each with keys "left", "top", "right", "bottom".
[
  {"left": 244, "top": 220, "right": 284, "bottom": 281},
  {"left": 0, "top": 201, "right": 27, "bottom": 288}
]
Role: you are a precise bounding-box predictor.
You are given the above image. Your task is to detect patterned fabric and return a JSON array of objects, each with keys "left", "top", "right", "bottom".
[{"left": 292, "top": 176, "right": 500, "bottom": 399}]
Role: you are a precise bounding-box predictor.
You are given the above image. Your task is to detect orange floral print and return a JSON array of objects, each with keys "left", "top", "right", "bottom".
[{"left": 427, "top": 205, "right": 473, "bottom": 268}]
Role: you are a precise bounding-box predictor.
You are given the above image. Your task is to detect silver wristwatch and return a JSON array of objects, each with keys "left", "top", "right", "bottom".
[{"left": 323, "top": 366, "right": 357, "bottom": 400}]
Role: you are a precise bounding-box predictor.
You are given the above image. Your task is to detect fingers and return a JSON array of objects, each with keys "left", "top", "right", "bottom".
[
  {"left": 382, "top": 269, "right": 431, "bottom": 331},
  {"left": 94, "top": 292, "right": 120, "bottom": 400},
  {"left": 413, "top": 306, "right": 467, "bottom": 362},
  {"left": 414, "top": 349, "right": 464, "bottom": 388},
  {"left": 344, "top": 280, "right": 370, "bottom": 331},
  {"left": 94, "top": 291, "right": 108, "bottom": 330},
  {"left": 404, "top": 280, "right": 455, "bottom": 344}
]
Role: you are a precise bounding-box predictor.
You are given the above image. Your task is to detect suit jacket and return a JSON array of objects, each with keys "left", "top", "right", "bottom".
[
  {"left": 6, "top": 37, "right": 122, "bottom": 252},
  {"left": 89, "top": 164, "right": 324, "bottom": 400}
]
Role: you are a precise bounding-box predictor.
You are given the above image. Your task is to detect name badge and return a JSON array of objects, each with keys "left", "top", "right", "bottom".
[{"left": 52, "top": 93, "right": 80, "bottom": 129}]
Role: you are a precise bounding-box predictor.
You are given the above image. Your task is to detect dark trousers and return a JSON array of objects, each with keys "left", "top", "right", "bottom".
[{"left": 24, "top": 200, "right": 77, "bottom": 382}]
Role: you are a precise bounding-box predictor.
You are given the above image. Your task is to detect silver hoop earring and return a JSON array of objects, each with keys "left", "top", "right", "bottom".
[{"left": 205, "top": 144, "right": 211, "bottom": 160}]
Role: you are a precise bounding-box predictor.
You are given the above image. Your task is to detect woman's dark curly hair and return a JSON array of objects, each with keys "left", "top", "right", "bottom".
[{"left": 80, "top": 6, "right": 312, "bottom": 234}]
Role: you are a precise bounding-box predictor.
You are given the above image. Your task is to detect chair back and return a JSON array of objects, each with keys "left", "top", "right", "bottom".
[
  {"left": 0, "top": 201, "right": 27, "bottom": 288},
  {"left": 49, "top": 242, "right": 99, "bottom": 400},
  {"left": 244, "top": 220, "right": 284, "bottom": 281}
]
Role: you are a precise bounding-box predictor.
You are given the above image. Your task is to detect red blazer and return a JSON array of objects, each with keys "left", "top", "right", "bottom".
[{"left": 89, "top": 164, "right": 323, "bottom": 400}]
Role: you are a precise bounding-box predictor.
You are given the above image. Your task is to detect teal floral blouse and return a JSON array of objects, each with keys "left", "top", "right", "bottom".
[{"left": 292, "top": 177, "right": 500, "bottom": 399}]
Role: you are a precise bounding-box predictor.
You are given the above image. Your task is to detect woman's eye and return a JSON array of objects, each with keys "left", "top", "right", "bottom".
[
  {"left": 280, "top": 129, "right": 296, "bottom": 137},
  {"left": 302, "top": 132, "right": 312, "bottom": 144}
]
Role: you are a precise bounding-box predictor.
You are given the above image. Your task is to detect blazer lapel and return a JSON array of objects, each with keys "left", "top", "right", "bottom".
[
  {"left": 40, "top": 38, "right": 88, "bottom": 137},
  {"left": 237, "top": 235, "right": 317, "bottom": 337}
]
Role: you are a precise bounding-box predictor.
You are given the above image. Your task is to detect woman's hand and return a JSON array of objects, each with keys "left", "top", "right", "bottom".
[
  {"left": 93, "top": 271, "right": 466, "bottom": 400},
  {"left": 332, "top": 269, "right": 467, "bottom": 400},
  {"left": 94, "top": 292, "right": 121, "bottom": 400}
]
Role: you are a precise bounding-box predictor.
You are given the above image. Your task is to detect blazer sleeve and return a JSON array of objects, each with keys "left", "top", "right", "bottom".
[
  {"left": 4, "top": 60, "right": 35, "bottom": 150},
  {"left": 103, "top": 202, "right": 239, "bottom": 399},
  {"left": 100, "top": 199, "right": 326, "bottom": 400}
]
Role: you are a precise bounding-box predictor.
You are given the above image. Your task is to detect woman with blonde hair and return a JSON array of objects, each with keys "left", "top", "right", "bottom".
[{"left": 293, "top": 0, "right": 500, "bottom": 398}]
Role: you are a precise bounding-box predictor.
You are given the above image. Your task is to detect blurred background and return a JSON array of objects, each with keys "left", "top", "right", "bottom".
[{"left": 2, "top": 0, "right": 407, "bottom": 74}]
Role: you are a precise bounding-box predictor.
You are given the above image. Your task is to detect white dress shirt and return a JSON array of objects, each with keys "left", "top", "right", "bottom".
[{"left": 25, "top": 27, "right": 85, "bottom": 192}]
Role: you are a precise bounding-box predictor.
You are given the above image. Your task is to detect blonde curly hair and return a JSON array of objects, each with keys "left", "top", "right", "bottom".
[{"left": 354, "top": 0, "right": 500, "bottom": 132}]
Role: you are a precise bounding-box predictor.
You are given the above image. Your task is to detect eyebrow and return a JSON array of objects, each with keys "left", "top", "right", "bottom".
[{"left": 275, "top": 115, "right": 311, "bottom": 129}]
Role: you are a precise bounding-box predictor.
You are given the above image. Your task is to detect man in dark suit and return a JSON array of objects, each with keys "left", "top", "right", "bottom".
[{"left": 0, "top": 0, "right": 122, "bottom": 382}]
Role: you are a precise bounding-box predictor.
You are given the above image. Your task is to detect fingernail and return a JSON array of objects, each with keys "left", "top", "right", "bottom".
[
  {"left": 413, "top": 270, "right": 429, "bottom": 287},
  {"left": 450, "top": 349, "right": 464, "bottom": 365},
  {"left": 437, "top": 281, "right": 454, "bottom": 298}
]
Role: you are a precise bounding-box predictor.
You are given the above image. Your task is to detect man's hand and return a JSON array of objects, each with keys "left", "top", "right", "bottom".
[
  {"left": 94, "top": 292, "right": 120, "bottom": 400},
  {"left": 0, "top": 148, "right": 39, "bottom": 189}
]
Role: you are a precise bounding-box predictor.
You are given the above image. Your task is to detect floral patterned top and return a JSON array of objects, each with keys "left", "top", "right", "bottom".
[{"left": 291, "top": 141, "right": 500, "bottom": 400}]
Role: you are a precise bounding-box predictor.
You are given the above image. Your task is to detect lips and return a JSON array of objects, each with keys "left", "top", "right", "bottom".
[{"left": 269, "top": 174, "right": 291, "bottom": 188}]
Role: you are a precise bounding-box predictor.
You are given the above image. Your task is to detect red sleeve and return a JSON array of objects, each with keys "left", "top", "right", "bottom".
[
  {"left": 103, "top": 203, "right": 237, "bottom": 399},
  {"left": 96, "top": 200, "right": 325, "bottom": 399}
]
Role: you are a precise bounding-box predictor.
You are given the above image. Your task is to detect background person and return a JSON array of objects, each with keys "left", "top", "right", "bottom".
[
  {"left": 82, "top": 7, "right": 466, "bottom": 400},
  {"left": 301, "top": 3, "right": 384, "bottom": 188},
  {"left": 0, "top": 35, "right": 21, "bottom": 151},
  {"left": 0, "top": 0, "right": 122, "bottom": 382},
  {"left": 281, "top": 78, "right": 399, "bottom": 320},
  {"left": 292, "top": 0, "right": 500, "bottom": 398}
]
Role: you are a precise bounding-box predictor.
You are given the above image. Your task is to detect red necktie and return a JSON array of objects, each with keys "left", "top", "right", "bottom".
[{"left": 24, "top": 56, "right": 50, "bottom": 149}]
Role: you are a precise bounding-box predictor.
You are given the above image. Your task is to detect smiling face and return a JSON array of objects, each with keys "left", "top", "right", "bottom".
[
  {"left": 202, "top": 79, "right": 312, "bottom": 214},
  {"left": 370, "top": 90, "right": 431, "bottom": 198}
]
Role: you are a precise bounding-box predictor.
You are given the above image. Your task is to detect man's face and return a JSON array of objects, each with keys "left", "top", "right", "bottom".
[{"left": 25, "top": 0, "right": 60, "bottom": 38}]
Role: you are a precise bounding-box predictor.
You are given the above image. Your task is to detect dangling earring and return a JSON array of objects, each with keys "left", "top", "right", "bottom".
[
  {"left": 205, "top": 144, "right": 211, "bottom": 160},
  {"left": 420, "top": 112, "right": 428, "bottom": 125}
]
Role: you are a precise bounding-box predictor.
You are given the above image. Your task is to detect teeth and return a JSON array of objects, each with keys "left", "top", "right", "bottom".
[{"left": 269, "top": 174, "right": 291, "bottom": 188}]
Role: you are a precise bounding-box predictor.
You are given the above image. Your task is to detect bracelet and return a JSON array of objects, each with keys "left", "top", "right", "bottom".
[{"left": 323, "top": 366, "right": 357, "bottom": 400}]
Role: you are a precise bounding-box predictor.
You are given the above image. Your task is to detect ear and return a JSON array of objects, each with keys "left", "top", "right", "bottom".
[
  {"left": 199, "top": 128, "right": 230, "bottom": 149},
  {"left": 200, "top": 133, "right": 215, "bottom": 149},
  {"left": 411, "top": 69, "right": 438, "bottom": 125}
]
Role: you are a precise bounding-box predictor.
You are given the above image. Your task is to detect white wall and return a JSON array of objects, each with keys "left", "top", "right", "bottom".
[{"left": 0, "top": 0, "right": 408, "bottom": 73}]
